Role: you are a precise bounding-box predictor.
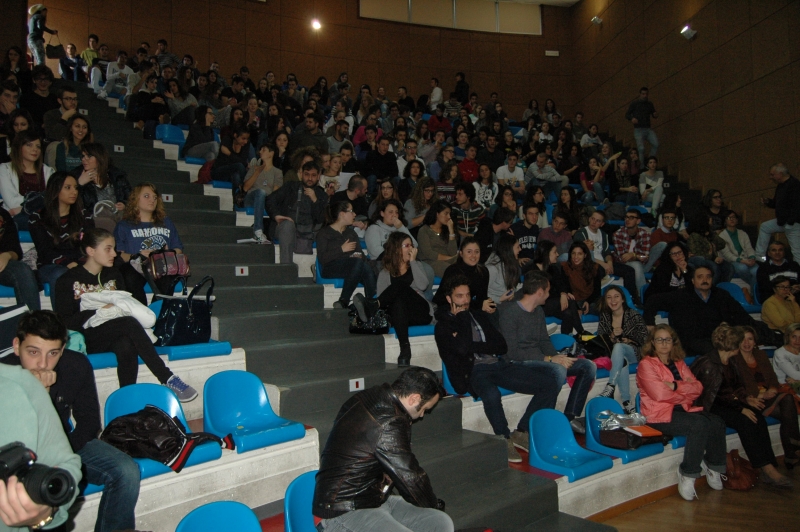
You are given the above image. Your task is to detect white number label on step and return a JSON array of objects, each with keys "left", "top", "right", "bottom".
[
  {"left": 235, "top": 266, "right": 249, "bottom": 276},
  {"left": 114, "top": 145, "right": 124, "bottom": 153},
  {"left": 78, "top": 108, "right": 88, "bottom": 115},
  {"left": 349, "top": 378, "right": 365, "bottom": 392},
  {"left": 162, "top": 194, "right": 173, "bottom": 203}
]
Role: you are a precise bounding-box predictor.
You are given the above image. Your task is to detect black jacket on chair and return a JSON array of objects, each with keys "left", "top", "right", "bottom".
[{"left": 313, "top": 383, "right": 440, "bottom": 519}]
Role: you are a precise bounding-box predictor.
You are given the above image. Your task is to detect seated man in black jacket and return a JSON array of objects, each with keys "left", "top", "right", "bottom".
[
  {"left": 435, "top": 274, "right": 560, "bottom": 463},
  {"left": 2, "top": 311, "right": 141, "bottom": 532},
  {"left": 313, "top": 367, "right": 453, "bottom": 532},
  {"left": 643, "top": 265, "right": 776, "bottom": 356}
]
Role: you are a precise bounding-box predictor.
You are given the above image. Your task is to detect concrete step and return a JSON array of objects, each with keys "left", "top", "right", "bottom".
[
  {"left": 162, "top": 193, "right": 220, "bottom": 210},
  {"left": 521, "top": 512, "right": 616, "bottom": 532},
  {"left": 167, "top": 208, "right": 236, "bottom": 225},
  {"left": 217, "top": 309, "right": 355, "bottom": 344},
  {"left": 211, "top": 284, "right": 323, "bottom": 313},
  {"left": 137, "top": 181, "right": 203, "bottom": 196},
  {"left": 182, "top": 243, "right": 274, "bottom": 264},
  {"left": 178, "top": 223, "right": 253, "bottom": 243},
  {"left": 189, "top": 263, "right": 299, "bottom": 286}
]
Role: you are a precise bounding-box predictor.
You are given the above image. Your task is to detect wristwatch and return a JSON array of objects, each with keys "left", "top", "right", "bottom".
[{"left": 30, "top": 507, "right": 56, "bottom": 530}]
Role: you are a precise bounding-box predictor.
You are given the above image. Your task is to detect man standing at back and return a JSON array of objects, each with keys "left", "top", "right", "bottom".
[
  {"left": 754, "top": 163, "right": 800, "bottom": 262},
  {"left": 625, "top": 87, "right": 658, "bottom": 158},
  {"left": 314, "top": 367, "right": 453, "bottom": 532}
]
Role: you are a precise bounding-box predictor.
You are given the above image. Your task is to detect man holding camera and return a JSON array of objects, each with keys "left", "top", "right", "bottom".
[{"left": 1, "top": 311, "right": 140, "bottom": 532}]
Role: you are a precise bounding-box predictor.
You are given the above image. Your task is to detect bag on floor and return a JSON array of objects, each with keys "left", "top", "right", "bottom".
[
  {"left": 348, "top": 308, "right": 390, "bottom": 335},
  {"left": 100, "top": 405, "right": 234, "bottom": 472},
  {"left": 722, "top": 449, "right": 758, "bottom": 490},
  {"left": 153, "top": 276, "right": 213, "bottom": 346}
]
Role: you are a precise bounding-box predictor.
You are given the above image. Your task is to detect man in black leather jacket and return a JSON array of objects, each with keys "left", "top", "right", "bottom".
[{"left": 313, "top": 367, "right": 453, "bottom": 532}]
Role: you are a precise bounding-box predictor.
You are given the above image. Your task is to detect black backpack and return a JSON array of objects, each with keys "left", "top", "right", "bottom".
[{"left": 100, "top": 405, "right": 234, "bottom": 472}]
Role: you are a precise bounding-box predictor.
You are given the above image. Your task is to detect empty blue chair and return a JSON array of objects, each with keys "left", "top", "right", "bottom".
[
  {"left": 176, "top": 501, "right": 261, "bottom": 532},
  {"left": 550, "top": 333, "right": 574, "bottom": 352},
  {"left": 185, "top": 156, "right": 206, "bottom": 165},
  {"left": 284, "top": 470, "right": 318, "bottom": 532},
  {"left": 717, "top": 282, "right": 761, "bottom": 313},
  {"left": 155, "top": 124, "right": 170, "bottom": 140},
  {"left": 18, "top": 231, "right": 33, "bottom": 243},
  {"left": 159, "top": 125, "right": 186, "bottom": 146},
  {"left": 528, "top": 409, "right": 613, "bottom": 482},
  {"left": 203, "top": 371, "right": 305, "bottom": 453},
  {"left": 104, "top": 384, "right": 222, "bottom": 478},
  {"left": 585, "top": 397, "right": 664, "bottom": 463}
]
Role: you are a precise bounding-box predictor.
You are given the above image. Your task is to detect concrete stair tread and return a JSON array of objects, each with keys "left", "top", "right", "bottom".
[{"left": 520, "top": 512, "right": 616, "bottom": 532}]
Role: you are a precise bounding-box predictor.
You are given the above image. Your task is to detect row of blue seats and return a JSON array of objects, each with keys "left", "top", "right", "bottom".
[
  {"left": 157, "top": 124, "right": 220, "bottom": 166},
  {"left": 84, "top": 370, "right": 306, "bottom": 496}
]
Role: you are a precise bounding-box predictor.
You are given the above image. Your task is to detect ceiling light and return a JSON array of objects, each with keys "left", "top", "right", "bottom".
[
  {"left": 680, "top": 25, "right": 696, "bottom": 40},
  {"left": 312, "top": 19, "right": 321, "bottom": 30},
  {"left": 591, "top": 16, "right": 602, "bottom": 25}
]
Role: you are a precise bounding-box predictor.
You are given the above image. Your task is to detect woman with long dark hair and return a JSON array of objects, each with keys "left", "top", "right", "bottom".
[
  {"left": 436, "top": 161, "right": 460, "bottom": 204},
  {"left": 486, "top": 233, "right": 521, "bottom": 305},
  {"left": 70, "top": 142, "right": 130, "bottom": 217},
  {"left": 272, "top": 130, "right": 291, "bottom": 173},
  {"left": 316, "top": 200, "right": 376, "bottom": 308},
  {"left": 646, "top": 241, "right": 690, "bottom": 303},
  {"left": 354, "top": 232, "right": 434, "bottom": 366},
  {"left": 0, "top": 129, "right": 54, "bottom": 230},
  {"left": 702, "top": 188, "right": 727, "bottom": 232},
  {"left": 556, "top": 186, "right": 580, "bottom": 232},
  {"left": 163, "top": 78, "right": 198, "bottom": 126},
  {"left": 404, "top": 175, "right": 437, "bottom": 232},
  {"left": 432, "top": 237, "right": 492, "bottom": 314},
  {"left": 473, "top": 163, "right": 498, "bottom": 210},
  {"left": 524, "top": 186, "right": 549, "bottom": 229},
  {"left": 55, "top": 114, "right": 92, "bottom": 172},
  {"left": 2, "top": 45, "right": 32, "bottom": 90},
  {"left": 561, "top": 241, "right": 603, "bottom": 314},
  {"left": 532, "top": 241, "right": 585, "bottom": 336},
  {"left": 310, "top": 76, "right": 329, "bottom": 106},
  {"left": 0, "top": 108, "right": 36, "bottom": 164},
  {"left": 29, "top": 171, "right": 93, "bottom": 307},
  {"left": 182, "top": 105, "right": 219, "bottom": 161},
  {"left": 368, "top": 178, "right": 400, "bottom": 219},
  {"left": 417, "top": 200, "right": 457, "bottom": 278}
]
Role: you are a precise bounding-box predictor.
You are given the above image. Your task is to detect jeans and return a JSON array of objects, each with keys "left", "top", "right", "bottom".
[
  {"left": 537, "top": 176, "right": 570, "bottom": 202},
  {"left": 648, "top": 410, "right": 727, "bottom": 478},
  {"left": 608, "top": 343, "right": 638, "bottom": 402},
  {"left": 244, "top": 188, "right": 268, "bottom": 233},
  {"left": 185, "top": 141, "right": 219, "bottom": 162},
  {"left": 321, "top": 495, "right": 453, "bottom": 532},
  {"left": 710, "top": 403, "right": 777, "bottom": 469},
  {"left": 730, "top": 261, "right": 759, "bottom": 291},
  {"left": 624, "top": 241, "right": 667, "bottom": 290},
  {"left": 0, "top": 260, "right": 40, "bottom": 310},
  {"left": 322, "top": 257, "right": 377, "bottom": 304},
  {"left": 78, "top": 439, "right": 140, "bottom": 532},
  {"left": 580, "top": 182, "right": 606, "bottom": 203},
  {"left": 755, "top": 219, "right": 800, "bottom": 261},
  {"left": 210, "top": 162, "right": 247, "bottom": 193},
  {"left": 38, "top": 263, "right": 68, "bottom": 309},
  {"left": 28, "top": 37, "right": 45, "bottom": 66},
  {"left": 687, "top": 256, "right": 733, "bottom": 286},
  {"left": 633, "top": 127, "right": 659, "bottom": 158},
  {"left": 514, "top": 358, "right": 596, "bottom": 420},
  {"left": 470, "top": 359, "right": 560, "bottom": 437}
]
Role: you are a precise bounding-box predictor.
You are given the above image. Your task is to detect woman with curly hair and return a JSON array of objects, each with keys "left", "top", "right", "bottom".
[
  {"left": 436, "top": 160, "right": 461, "bottom": 204},
  {"left": 403, "top": 175, "right": 437, "bottom": 232},
  {"left": 113, "top": 182, "right": 183, "bottom": 304}
]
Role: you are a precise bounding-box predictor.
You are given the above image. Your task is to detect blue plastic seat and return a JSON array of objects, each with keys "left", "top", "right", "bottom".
[
  {"left": 0, "top": 286, "right": 16, "bottom": 297},
  {"left": 176, "top": 501, "right": 261, "bottom": 532},
  {"left": 585, "top": 397, "right": 664, "bottom": 463},
  {"left": 185, "top": 157, "right": 205, "bottom": 165},
  {"left": 104, "top": 384, "right": 222, "bottom": 479},
  {"left": 717, "top": 282, "right": 761, "bottom": 313},
  {"left": 390, "top": 324, "right": 435, "bottom": 338},
  {"left": 284, "top": 470, "right": 318, "bottom": 532},
  {"left": 550, "top": 333, "right": 574, "bottom": 351},
  {"left": 212, "top": 180, "right": 233, "bottom": 189},
  {"left": 441, "top": 362, "right": 513, "bottom": 400},
  {"left": 315, "top": 257, "right": 349, "bottom": 289},
  {"left": 18, "top": 231, "right": 32, "bottom": 243},
  {"left": 546, "top": 316, "right": 562, "bottom": 326},
  {"left": 527, "top": 409, "right": 614, "bottom": 482},
  {"left": 203, "top": 370, "right": 306, "bottom": 453}
]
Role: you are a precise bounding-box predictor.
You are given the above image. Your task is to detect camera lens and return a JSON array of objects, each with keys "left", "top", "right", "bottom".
[{"left": 21, "top": 464, "right": 76, "bottom": 507}]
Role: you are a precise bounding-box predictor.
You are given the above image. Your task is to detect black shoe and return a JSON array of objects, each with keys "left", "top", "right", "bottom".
[{"left": 398, "top": 344, "right": 411, "bottom": 367}]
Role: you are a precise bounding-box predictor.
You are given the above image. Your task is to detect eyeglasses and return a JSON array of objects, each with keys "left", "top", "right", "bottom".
[
  {"left": 61, "top": 97, "right": 77, "bottom": 102},
  {"left": 663, "top": 215, "right": 676, "bottom": 220},
  {"left": 776, "top": 285, "right": 791, "bottom": 291},
  {"left": 653, "top": 337, "right": 674, "bottom": 344},
  {"left": 624, "top": 215, "right": 640, "bottom": 220},
  {"left": 669, "top": 250, "right": 684, "bottom": 257},
  {"left": 712, "top": 195, "right": 722, "bottom": 199}
]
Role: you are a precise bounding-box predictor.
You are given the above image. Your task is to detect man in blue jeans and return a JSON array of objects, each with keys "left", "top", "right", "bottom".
[
  {"left": 2, "top": 311, "right": 140, "bottom": 532},
  {"left": 625, "top": 87, "right": 659, "bottom": 158},
  {"left": 498, "top": 271, "right": 597, "bottom": 435},
  {"left": 435, "top": 274, "right": 561, "bottom": 463}
]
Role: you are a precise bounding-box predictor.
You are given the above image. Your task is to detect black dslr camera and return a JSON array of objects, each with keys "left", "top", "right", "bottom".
[{"left": 0, "top": 442, "right": 76, "bottom": 506}]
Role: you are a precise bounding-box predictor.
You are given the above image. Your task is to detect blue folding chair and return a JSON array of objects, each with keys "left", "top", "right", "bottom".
[
  {"left": 717, "top": 282, "right": 761, "bottom": 313},
  {"left": 203, "top": 371, "right": 306, "bottom": 453},
  {"left": 104, "top": 384, "right": 222, "bottom": 479},
  {"left": 284, "top": 470, "right": 318, "bottom": 532},
  {"left": 585, "top": 397, "right": 664, "bottom": 463},
  {"left": 550, "top": 333, "right": 574, "bottom": 352},
  {"left": 528, "top": 409, "right": 614, "bottom": 482},
  {"left": 176, "top": 501, "right": 261, "bottom": 532}
]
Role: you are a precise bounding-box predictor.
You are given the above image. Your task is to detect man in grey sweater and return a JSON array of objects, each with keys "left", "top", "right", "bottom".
[
  {"left": 498, "top": 272, "right": 597, "bottom": 434},
  {"left": 525, "top": 153, "right": 569, "bottom": 201}
]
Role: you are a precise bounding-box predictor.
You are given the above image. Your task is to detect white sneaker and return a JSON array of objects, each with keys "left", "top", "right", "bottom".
[
  {"left": 677, "top": 466, "right": 698, "bottom": 501},
  {"left": 546, "top": 323, "right": 559, "bottom": 335},
  {"left": 253, "top": 230, "right": 270, "bottom": 244},
  {"left": 97, "top": 90, "right": 107, "bottom": 100},
  {"left": 701, "top": 461, "right": 725, "bottom": 490},
  {"left": 600, "top": 275, "right": 614, "bottom": 289}
]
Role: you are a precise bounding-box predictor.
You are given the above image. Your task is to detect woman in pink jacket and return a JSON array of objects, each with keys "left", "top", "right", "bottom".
[{"left": 636, "top": 324, "right": 727, "bottom": 501}]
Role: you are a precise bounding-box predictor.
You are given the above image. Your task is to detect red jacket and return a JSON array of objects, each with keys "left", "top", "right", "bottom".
[
  {"left": 428, "top": 114, "right": 452, "bottom": 135},
  {"left": 635, "top": 356, "right": 703, "bottom": 423},
  {"left": 459, "top": 158, "right": 479, "bottom": 184}
]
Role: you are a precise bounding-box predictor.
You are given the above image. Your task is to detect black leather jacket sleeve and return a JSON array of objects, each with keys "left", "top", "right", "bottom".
[{"left": 375, "top": 415, "right": 438, "bottom": 508}]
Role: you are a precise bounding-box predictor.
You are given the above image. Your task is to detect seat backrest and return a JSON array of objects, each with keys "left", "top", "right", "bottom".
[
  {"left": 441, "top": 363, "right": 460, "bottom": 396},
  {"left": 104, "top": 383, "right": 188, "bottom": 429},
  {"left": 601, "top": 284, "right": 637, "bottom": 309},
  {"left": 203, "top": 370, "right": 275, "bottom": 430},
  {"left": 176, "top": 501, "right": 261, "bottom": 532},
  {"left": 550, "top": 333, "right": 574, "bottom": 352},
  {"left": 585, "top": 396, "right": 623, "bottom": 444},
  {"left": 717, "top": 282, "right": 746, "bottom": 304},
  {"left": 155, "top": 124, "right": 170, "bottom": 140},
  {"left": 635, "top": 392, "right": 641, "bottom": 413},
  {"left": 284, "top": 470, "right": 319, "bottom": 532},
  {"left": 529, "top": 409, "right": 574, "bottom": 455}
]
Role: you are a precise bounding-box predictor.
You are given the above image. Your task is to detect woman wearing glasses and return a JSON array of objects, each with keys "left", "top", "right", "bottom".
[
  {"left": 636, "top": 324, "right": 728, "bottom": 501},
  {"left": 702, "top": 189, "right": 727, "bottom": 233},
  {"left": 761, "top": 276, "right": 800, "bottom": 334}
]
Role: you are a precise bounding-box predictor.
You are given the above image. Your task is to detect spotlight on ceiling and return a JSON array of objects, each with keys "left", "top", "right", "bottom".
[
  {"left": 681, "top": 25, "right": 696, "bottom": 40},
  {"left": 591, "top": 16, "right": 602, "bottom": 25},
  {"left": 312, "top": 19, "right": 321, "bottom": 30}
]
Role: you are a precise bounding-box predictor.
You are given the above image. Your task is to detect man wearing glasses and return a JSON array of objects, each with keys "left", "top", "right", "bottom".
[
  {"left": 43, "top": 86, "right": 78, "bottom": 142},
  {"left": 650, "top": 207, "right": 681, "bottom": 248},
  {"left": 613, "top": 209, "right": 666, "bottom": 294}
]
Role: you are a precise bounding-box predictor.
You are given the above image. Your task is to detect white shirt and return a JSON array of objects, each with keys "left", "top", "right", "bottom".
[
  {"left": 496, "top": 166, "right": 524, "bottom": 186},
  {"left": 430, "top": 87, "right": 443, "bottom": 110},
  {"left": 585, "top": 227, "right": 604, "bottom": 262}
]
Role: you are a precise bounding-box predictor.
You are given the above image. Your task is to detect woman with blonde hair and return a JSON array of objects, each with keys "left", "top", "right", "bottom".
[
  {"left": 692, "top": 324, "right": 792, "bottom": 488},
  {"left": 113, "top": 182, "right": 183, "bottom": 304},
  {"left": 636, "top": 324, "right": 728, "bottom": 501}
]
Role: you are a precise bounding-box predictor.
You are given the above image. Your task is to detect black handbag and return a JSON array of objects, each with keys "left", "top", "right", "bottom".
[
  {"left": 153, "top": 276, "right": 214, "bottom": 346},
  {"left": 599, "top": 429, "right": 671, "bottom": 450},
  {"left": 581, "top": 334, "right": 614, "bottom": 360},
  {"left": 45, "top": 35, "right": 65, "bottom": 59},
  {"left": 348, "top": 308, "right": 390, "bottom": 335}
]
